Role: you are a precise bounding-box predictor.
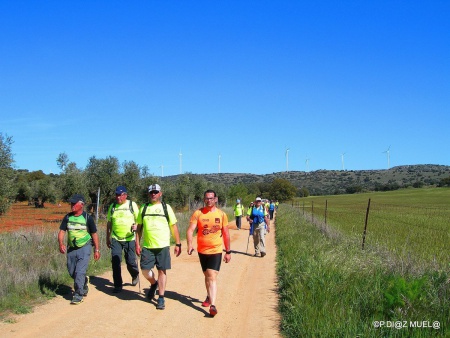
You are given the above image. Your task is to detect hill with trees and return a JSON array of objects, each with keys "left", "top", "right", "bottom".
[{"left": 163, "top": 164, "right": 450, "bottom": 196}]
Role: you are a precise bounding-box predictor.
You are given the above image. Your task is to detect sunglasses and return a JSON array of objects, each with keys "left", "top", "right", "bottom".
[{"left": 149, "top": 190, "right": 160, "bottom": 195}]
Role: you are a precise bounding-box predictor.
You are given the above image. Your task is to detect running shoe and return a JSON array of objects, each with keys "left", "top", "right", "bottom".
[
  {"left": 83, "top": 276, "right": 90, "bottom": 296},
  {"left": 156, "top": 297, "right": 165, "bottom": 310},
  {"left": 147, "top": 281, "right": 158, "bottom": 300},
  {"left": 209, "top": 305, "right": 218, "bottom": 317},
  {"left": 70, "top": 295, "right": 84, "bottom": 305},
  {"left": 131, "top": 275, "right": 139, "bottom": 286},
  {"left": 201, "top": 296, "right": 210, "bottom": 307}
]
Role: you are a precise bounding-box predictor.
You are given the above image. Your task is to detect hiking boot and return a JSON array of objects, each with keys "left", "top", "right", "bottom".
[
  {"left": 260, "top": 252, "right": 266, "bottom": 257},
  {"left": 83, "top": 276, "right": 90, "bottom": 296},
  {"left": 147, "top": 281, "right": 158, "bottom": 300},
  {"left": 201, "top": 296, "right": 210, "bottom": 307},
  {"left": 209, "top": 305, "right": 218, "bottom": 317},
  {"left": 253, "top": 253, "right": 259, "bottom": 257},
  {"left": 70, "top": 295, "right": 84, "bottom": 305},
  {"left": 113, "top": 287, "right": 122, "bottom": 293},
  {"left": 156, "top": 297, "right": 165, "bottom": 310},
  {"left": 131, "top": 275, "right": 139, "bottom": 286}
]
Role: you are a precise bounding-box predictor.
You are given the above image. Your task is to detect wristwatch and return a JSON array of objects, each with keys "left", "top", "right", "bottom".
[
  {"left": 176, "top": 243, "right": 182, "bottom": 248},
  {"left": 226, "top": 250, "right": 231, "bottom": 254}
]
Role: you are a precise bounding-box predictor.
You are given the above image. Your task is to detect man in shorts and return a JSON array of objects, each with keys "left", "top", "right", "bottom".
[
  {"left": 136, "top": 184, "right": 181, "bottom": 310},
  {"left": 187, "top": 189, "right": 231, "bottom": 317}
]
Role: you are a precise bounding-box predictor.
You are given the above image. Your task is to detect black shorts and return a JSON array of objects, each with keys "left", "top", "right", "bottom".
[
  {"left": 198, "top": 252, "right": 222, "bottom": 272},
  {"left": 140, "top": 247, "right": 171, "bottom": 271}
]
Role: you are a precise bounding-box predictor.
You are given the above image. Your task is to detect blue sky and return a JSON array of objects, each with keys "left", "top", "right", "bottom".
[{"left": 1, "top": 1, "right": 449, "bottom": 176}]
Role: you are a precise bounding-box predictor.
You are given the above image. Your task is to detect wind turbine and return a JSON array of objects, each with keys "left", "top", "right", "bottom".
[
  {"left": 179, "top": 149, "right": 182, "bottom": 175},
  {"left": 305, "top": 156, "right": 310, "bottom": 172},
  {"left": 383, "top": 145, "right": 391, "bottom": 169},
  {"left": 341, "top": 152, "right": 346, "bottom": 171},
  {"left": 160, "top": 164, "right": 164, "bottom": 177},
  {"left": 218, "top": 153, "right": 221, "bottom": 174},
  {"left": 285, "top": 148, "right": 290, "bottom": 172}
]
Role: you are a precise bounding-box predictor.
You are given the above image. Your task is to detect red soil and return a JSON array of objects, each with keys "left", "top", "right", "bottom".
[{"left": 0, "top": 202, "right": 69, "bottom": 232}]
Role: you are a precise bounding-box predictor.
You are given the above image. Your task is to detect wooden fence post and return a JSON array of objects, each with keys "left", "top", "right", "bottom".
[
  {"left": 325, "top": 199, "right": 328, "bottom": 224},
  {"left": 362, "top": 198, "right": 371, "bottom": 250}
]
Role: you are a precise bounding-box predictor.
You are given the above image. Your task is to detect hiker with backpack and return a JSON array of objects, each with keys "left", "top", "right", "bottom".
[
  {"left": 187, "top": 189, "right": 231, "bottom": 317},
  {"left": 135, "top": 184, "right": 181, "bottom": 310},
  {"left": 57, "top": 194, "right": 100, "bottom": 305},
  {"left": 268, "top": 200, "right": 275, "bottom": 220},
  {"left": 233, "top": 199, "right": 245, "bottom": 230},
  {"left": 246, "top": 197, "right": 270, "bottom": 257},
  {"left": 106, "top": 186, "right": 140, "bottom": 293}
]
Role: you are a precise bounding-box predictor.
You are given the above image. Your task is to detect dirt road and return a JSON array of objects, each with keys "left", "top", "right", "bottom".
[{"left": 1, "top": 218, "right": 280, "bottom": 338}]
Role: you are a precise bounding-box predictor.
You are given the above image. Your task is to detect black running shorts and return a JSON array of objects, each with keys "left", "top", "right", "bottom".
[{"left": 198, "top": 252, "right": 222, "bottom": 272}]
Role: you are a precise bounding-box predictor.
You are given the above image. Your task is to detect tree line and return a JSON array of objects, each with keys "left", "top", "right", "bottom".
[{"left": 0, "top": 134, "right": 297, "bottom": 215}]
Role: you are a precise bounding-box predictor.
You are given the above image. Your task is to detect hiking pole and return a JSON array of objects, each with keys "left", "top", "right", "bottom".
[
  {"left": 132, "top": 224, "right": 141, "bottom": 294},
  {"left": 246, "top": 222, "right": 253, "bottom": 254},
  {"left": 136, "top": 254, "right": 141, "bottom": 294}
]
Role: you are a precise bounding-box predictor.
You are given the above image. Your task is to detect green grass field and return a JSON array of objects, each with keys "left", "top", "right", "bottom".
[
  {"left": 292, "top": 187, "right": 450, "bottom": 272},
  {"left": 276, "top": 192, "right": 449, "bottom": 337}
]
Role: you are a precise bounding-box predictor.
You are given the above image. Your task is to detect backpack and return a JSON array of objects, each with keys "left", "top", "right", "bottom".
[
  {"left": 250, "top": 205, "right": 265, "bottom": 222},
  {"left": 109, "top": 201, "right": 136, "bottom": 240},
  {"left": 141, "top": 201, "right": 170, "bottom": 224},
  {"left": 110, "top": 200, "right": 135, "bottom": 216}
]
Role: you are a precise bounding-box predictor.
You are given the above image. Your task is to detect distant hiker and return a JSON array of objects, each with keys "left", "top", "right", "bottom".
[
  {"left": 275, "top": 200, "right": 279, "bottom": 210},
  {"left": 233, "top": 199, "right": 245, "bottom": 230},
  {"left": 135, "top": 184, "right": 181, "bottom": 310},
  {"left": 268, "top": 200, "right": 275, "bottom": 220},
  {"left": 187, "top": 189, "right": 231, "bottom": 317},
  {"left": 246, "top": 197, "right": 270, "bottom": 257},
  {"left": 57, "top": 194, "right": 100, "bottom": 305},
  {"left": 106, "top": 185, "right": 140, "bottom": 293}
]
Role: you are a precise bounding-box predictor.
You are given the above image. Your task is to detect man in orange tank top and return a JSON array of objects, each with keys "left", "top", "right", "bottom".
[{"left": 187, "top": 189, "right": 231, "bottom": 317}]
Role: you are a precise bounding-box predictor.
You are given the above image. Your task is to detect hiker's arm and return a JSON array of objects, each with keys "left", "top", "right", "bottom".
[
  {"left": 135, "top": 224, "right": 142, "bottom": 256},
  {"left": 222, "top": 226, "right": 231, "bottom": 263},
  {"left": 58, "top": 230, "right": 66, "bottom": 254},
  {"left": 106, "top": 221, "right": 112, "bottom": 248},
  {"left": 91, "top": 232, "right": 101, "bottom": 261},
  {"left": 186, "top": 222, "right": 197, "bottom": 255},
  {"left": 265, "top": 215, "right": 270, "bottom": 233},
  {"left": 171, "top": 224, "right": 182, "bottom": 257}
]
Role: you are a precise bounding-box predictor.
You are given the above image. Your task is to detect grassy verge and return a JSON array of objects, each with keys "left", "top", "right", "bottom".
[{"left": 276, "top": 205, "right": 449, "bottom": 337}]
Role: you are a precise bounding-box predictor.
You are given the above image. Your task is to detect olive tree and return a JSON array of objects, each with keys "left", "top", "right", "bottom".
[{"left": 0, "top": 133, "right": 15, "bottom": 214}]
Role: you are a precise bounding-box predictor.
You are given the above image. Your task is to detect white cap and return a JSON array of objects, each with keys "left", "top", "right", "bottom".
[{"left": 148, "top": 184, "right": 161, "bottom": 192}]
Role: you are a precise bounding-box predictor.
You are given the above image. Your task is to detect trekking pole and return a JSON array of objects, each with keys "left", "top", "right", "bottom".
[
  {"left": 136, "top": 255, "right": 141, "bottom": 294},
  {"left": 132, "top": 223, "right": 141, "bottom": 294},
  {"left": 246, "top": 222, "right": 253, "bottom": 254}
]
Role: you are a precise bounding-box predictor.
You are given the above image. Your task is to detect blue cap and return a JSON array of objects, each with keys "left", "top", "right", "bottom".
[
  {"left": 115, "top": 186, "right": 127, "bottom": 194},
  {"left": 69, "top": 194, "right": 85, "bottom": 204}
]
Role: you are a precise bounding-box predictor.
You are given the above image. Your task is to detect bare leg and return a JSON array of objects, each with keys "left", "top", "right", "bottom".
[
  {"left": 157, "top": 269, "right": 167, "bottom": 296},
  {"left": 142, "top": 269, "right": 156, "bottom": 283},
  {"left": 203, "top": 269, "right": 219, "bottom": 305}
]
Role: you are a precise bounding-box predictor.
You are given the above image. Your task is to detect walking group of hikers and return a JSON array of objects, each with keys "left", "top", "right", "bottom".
[
  {"left": 57, "top": 184, "right": 276, "bottom": 317},
  {"left": 234, "top": 197, "right": 278, "bottom": 257}
]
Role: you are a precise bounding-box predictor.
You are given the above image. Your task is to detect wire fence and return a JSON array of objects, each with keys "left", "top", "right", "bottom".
[{"left": 290, "top": 199, "right": 450, "bottom": 270}]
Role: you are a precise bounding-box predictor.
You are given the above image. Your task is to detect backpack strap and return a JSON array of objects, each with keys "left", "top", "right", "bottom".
[
  {"left": 141, "top": 202, "right": 170, "bottom": 224},
  {"left": 111, "top": 201, "right": 134, "bottom": 216}
]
